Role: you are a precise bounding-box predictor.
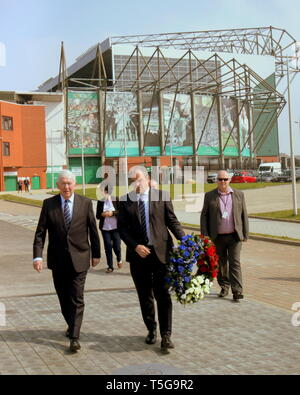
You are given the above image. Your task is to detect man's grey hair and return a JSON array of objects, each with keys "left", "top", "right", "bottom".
[
  {"left": 57, "top": 170, "right": 76, "bottom": 183},
  {"left": 217, "top": 170, "right": 230, "bottom": 178}
]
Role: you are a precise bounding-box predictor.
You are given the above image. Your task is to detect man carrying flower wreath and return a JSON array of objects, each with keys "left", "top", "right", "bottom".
[
  {"left": 200, "top": 170, "right": 249, "bottom": 302},
  {"left": 118, "top": 169, "right": 185, "bottom": 353}
]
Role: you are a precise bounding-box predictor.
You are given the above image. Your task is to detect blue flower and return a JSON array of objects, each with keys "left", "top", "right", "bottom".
[
  {"left": 183, "top": 276, "right": 191, "bottom": 282},
  {"left": 178, "top": 266, "right": 184, "bottom": 274},
  {"left": 183, "top": 251, "right": 190, "bottom": 258}
]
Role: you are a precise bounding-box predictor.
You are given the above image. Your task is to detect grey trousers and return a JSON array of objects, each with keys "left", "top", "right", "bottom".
[{"left": 215, "top": 233, "right": 243, "bottom": 294}]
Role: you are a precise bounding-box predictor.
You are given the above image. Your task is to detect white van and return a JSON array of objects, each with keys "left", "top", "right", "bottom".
[
  {"left": 258, "top": 162, "right": 282, "bottom": 174},
  {"left": 258, "top": 162, "right": 282, "bottom": 181}
]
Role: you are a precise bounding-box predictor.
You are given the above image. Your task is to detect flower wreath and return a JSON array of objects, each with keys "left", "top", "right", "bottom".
[{"left": 166, "top": 234, "right": 219, "bottom": 304}]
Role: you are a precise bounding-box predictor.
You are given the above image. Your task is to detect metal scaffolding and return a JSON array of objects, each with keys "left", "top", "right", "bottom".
[
  {"left": 111, "top": 26, "right": 297, "bottom": 84},
  {"left": 56, "top": 27, "right": 291, "bottom": 167}
]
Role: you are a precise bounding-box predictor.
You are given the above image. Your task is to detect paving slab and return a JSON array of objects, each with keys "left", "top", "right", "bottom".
[
  {"left": 0, "top": 194, "right": 300, "bottom": 375},
  {"left": 1, "top": 289, "right": 300, "bottom": 375}
]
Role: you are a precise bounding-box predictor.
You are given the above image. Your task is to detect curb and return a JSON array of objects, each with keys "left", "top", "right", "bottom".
[
  {"left": 181, "top": 224, "right": 300, "bottom": 247},
  {"left": 0, "top": 197, "right": 42, "bottom": 208},
  {"left": 1, "top": 198, "right": 299, "bottom": 247},
  {"left": 249, "top": 234, "right": 300, "bottom": 247},
  {"left": 249, "top": 215, "right": 300, "bottom": 224}
]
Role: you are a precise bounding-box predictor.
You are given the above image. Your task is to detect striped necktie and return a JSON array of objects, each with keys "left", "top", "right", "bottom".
[
  {"left": 64, "top": 199, "right": 71, "bottom": 230},
  {"left": 138, "top": 199, "right": 149, "bottom": 245}
]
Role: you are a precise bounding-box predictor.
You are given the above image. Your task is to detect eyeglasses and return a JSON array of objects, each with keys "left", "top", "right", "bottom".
[{"left": 218, "top": 178, "right": 229, "bottom": 181}]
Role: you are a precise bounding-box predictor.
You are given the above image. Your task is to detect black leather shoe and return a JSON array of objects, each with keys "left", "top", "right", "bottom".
[
  {"left": 161, "top": 335, "right": 174, "bottom": 353},
  {"left": 145, "top": 330, "right": 157, "bottom": 345},
  {"left": 233, "top": 293, "right": 244, "bottom": 302},
  {"left": 69, "top": 339, "right": 81, "bottom": 352},
  {"left": 219, "top": 288, "right": 229, "bottom": 298}
]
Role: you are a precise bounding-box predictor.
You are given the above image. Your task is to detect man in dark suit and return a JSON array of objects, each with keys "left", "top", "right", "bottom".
[
  {"left": 201, "top": 170, "right": 249, "bottom": 302},
  {"left": 33, "top": 170, "right": 101, "bottom": 352},
  {"left": 118, "top": 170, "right": 185, "bottom": 353}
]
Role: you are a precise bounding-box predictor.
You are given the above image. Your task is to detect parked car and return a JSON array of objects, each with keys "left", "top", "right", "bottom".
[
  {"left": 259, "top": 171, "right": 281, "bottom": 182},
  {"left": 272, "top": 169, "right": 300, "bottom": 182},
  {"left": 231, "top": 171, "right": 257, "bottom": 183},
  {"left": 207, "top": 173, "right": 218, "bottom": 183}
]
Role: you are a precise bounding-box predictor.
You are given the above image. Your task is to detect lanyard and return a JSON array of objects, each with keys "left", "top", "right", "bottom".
[
  {"left": 220, "top": 194, "right": 230, "bottom": 210},
  {"left": 219, "top": 193, "right": 231, "bottom": 219}
]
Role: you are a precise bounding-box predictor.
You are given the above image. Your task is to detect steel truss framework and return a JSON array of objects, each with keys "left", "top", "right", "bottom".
[
  {"left": 58, "top": 27, "right": 291, "bottom": 166},
  {"left": 111, "top": 26, "right": 297, "bottom": 84}
]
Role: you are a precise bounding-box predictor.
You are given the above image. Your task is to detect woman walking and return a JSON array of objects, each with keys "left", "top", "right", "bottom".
[{"left": 96, "top": 184, "right": 122, "bottom": 273}]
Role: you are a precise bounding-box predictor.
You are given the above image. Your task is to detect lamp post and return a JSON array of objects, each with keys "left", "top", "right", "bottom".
[
  {"left": 51, "top": 129, "right": 54, "bottom": 191},
  {"left": 119, "top": 94, "right": 138, "bottom": 193},
  {"left": 81, "top": 127, "right": 86, "bottom": 196},
  {"left": 122, "top": 102, "right": 128, "bottom": 193},
  {"left": 170, "top": 124, "right": 174, "bottom": 185},
  {"left": 286, "top": 58, "right": 298, "bottom": 215},
  {"left": 50, "top": 129, "right": 63, "bottom": 191}
]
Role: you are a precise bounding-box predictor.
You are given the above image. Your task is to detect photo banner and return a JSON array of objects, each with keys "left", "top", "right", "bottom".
[
  {"left": 239, "top": 104, "right": 250, "bottom": 156},
  {"left": 104, "top": 92, "right": 139, "bottom": 157},
  {"left": 195, "top": 95, "right": 219, "bottom": 155},
  {"left": 163, "top": 93, "right": 193, "bottom": 155},
  {"left": 67, "top": 91, "right": 100, "bottom": 154},
  {"left": 67, "top": 90, "right": 251, "bottom": 158},
  {"left": 142, "top": 92, "right": 161, "bottom": 156}
]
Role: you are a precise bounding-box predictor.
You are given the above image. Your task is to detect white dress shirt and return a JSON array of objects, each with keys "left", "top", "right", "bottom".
[{"left": 136, "top": 188, "right": 153, "bottom": 246}]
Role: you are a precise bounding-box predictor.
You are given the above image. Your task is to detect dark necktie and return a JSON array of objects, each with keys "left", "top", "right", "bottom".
[
  {"left": 64, "top": 199, "right": 71, "bottom": 230},
  {"left": 138, "top": 199, "right": 149, "bottom": 245}
]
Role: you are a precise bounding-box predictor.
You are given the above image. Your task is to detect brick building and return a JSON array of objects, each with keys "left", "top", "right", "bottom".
[{"left": 0, "top": 100, "right": 47, "bottom": 191}]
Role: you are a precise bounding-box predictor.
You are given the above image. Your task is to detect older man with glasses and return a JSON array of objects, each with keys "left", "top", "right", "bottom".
[{"left": 200, "top": 170, "right": 249, "bottom": 302}]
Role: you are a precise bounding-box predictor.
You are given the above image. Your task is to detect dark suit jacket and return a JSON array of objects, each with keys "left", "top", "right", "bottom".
[
  {"left": 200, "top": 188, "right": 249, "bottom": 242},
  {"left": 118, "top": 189, "right": 185, "bottom": 264},
  {"left": 96, "top": 197, "right": 119, "bottom": 230},
  {"left": 33, "top": 194, "right": 101, "bottom": 272}
]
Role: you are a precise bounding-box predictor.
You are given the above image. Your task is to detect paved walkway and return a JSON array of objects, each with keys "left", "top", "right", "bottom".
[
  {"left": 0, "top": 200, "right": 300, "bottom": 375},
  {"left": 0, "top": 186, "right": 300, "bottom": 375},
  {"left": 1, "top": 288, "right": 299, "bottom": 375}
]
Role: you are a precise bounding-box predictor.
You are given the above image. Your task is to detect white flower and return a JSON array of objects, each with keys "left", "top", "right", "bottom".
[
  {"left": 186, "top": 294, "right": 193, "bottom": 303},
  {"left": 195, "top": 275, "right": 204, "bottom": 285},
  {"left": 203, "top": 285, "right": 212, "bottom": 294},
  {"left": 194, "top": 287, "right": 202, "bottom": 295}
]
